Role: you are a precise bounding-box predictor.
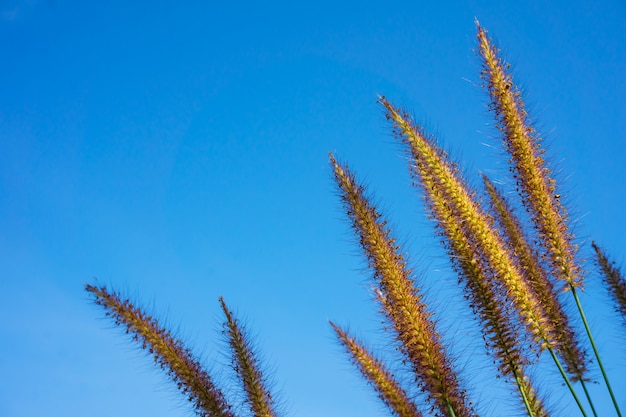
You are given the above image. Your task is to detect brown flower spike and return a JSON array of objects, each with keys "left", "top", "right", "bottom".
[{"left": 592, "top": 242, "right": 626, "bottom": 324}]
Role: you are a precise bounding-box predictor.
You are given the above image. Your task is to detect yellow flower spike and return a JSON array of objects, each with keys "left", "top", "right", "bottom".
[
  {"left": 220, "top": 297, "right": 278, "bottom": 417},
  {"left": 85, "top": 284, "right": 235, "bottom": 417},
  {"left": 483, "top": 175, "right": 588, "bottom": 383},
  {"left": 422, "top": 162, "right": 549, "bottom": 417},
  {"left": 476, "top": 21, "right": 580, "bottom": 289},
  {"left": 330, "top": 153, "right": 475, "bottom": 417},
  {"left": 330, "top": 321, "right": 423, "bottom": 417},
  {"left": 380, "top": 96, "right": 606, "bottom": 414},
  {"left": 478, "top": 23, "right": 622, "bottom": 416}
]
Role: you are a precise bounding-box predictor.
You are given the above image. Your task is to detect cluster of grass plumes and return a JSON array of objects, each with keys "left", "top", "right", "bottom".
[
  {"left": 328, "top": 22, "right": 624, "bottom": 417},
  {"left": 86, "top": 21, "right": 625, "bottom": 417},
  {"left": 86, "top": 284, "right": 278, "bottom": 417}
]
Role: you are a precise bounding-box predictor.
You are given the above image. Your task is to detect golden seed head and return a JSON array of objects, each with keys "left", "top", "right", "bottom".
[
  {"left": 331, "top": 322, "right": 423, "bottom": 417},
  {"left": 85, "top": 284, "right": 234, "bottom": 417},
  {"left": 330, "top": 154, "right": 475, "bottom": 417},
  {"left": 476, "top": 22, "right": 582, "bottom": 290},
  {"left": 220, "top": 297, "right": 278, "bottom": 417}
]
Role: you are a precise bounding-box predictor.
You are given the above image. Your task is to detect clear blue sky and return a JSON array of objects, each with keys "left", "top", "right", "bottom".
[{"left": 1, "top": 1, "right": 625, "bottom": 416}]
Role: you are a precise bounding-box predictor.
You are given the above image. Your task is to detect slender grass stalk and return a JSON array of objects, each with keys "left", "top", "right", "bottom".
[
  {"left": 476, "top": 22, "right": 621, "bottom": 416},
  {"left": 85, "top": 284, "right": 234, "bottom": 417},
  {"left": 330, "top": 322, "right": 423, "bottom": 417},
  {"left": 220, "top": 297, "right": 278, "bottom": 417},
  {"left": 593, "top": 242, "right": 626, "bottom": 324},
  {"left": 571, "top": 286, "right": 622, "bottom": 417},
  {"left": 330, "top": 154, "right": 475, "bottom": 417},
  {"left": 547, "top": 348, "right": 588, "bottom": 417}
]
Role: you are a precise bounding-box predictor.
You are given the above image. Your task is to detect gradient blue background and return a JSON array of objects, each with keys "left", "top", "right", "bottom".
[{"left": 1, "top": 1, "right": 625, "bottom": 416}]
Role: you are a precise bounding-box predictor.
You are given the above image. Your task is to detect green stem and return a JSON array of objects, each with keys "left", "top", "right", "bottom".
[
  {"left": 548, "top": 347, "right": 588, "bottom": 417},
  {"left": 570, "top": 285, "right": 623, "bottom": 417},
  {"left": 579, "top": 379, "right": 598, "bottom": 417},
  {"left": 513, "top": 372, "right": 536, "bottom": 417},
  {"left": 446, "top": 400, "right": 457, "bottom": 417}
]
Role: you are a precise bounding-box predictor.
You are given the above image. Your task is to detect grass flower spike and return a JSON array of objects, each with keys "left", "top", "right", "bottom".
[
  {"left": 330, "top": 322, "right": 423, "bottom": 417},
  {"left": 85, "top": 21, "right": 624, "bottom": 417},
  {"left": 483, "top": 175, "right": 588, "bottom": 383},
  {"left": 379, "top": 97, "right": 551, "bottom": 415},
  {"left": 478, "top": 22, "right": 621, "bottom": 416},
  {"left": 592, "top": 242, "right": 626, "bottom": 325},
  {"left": 330, "top": 154, "right": 474, "bottom": 417},
  {"left": 220, "top": 297, "right": 278, "bottom": 417},
  {"left": 476, "top": 21, "right": 580, "bottom": 289},
  {"left": 380, "top": 97, "right": 556, "bottom": 352},
  {"left": 85, "top": 284, "right": 235, "bottom": 417}
]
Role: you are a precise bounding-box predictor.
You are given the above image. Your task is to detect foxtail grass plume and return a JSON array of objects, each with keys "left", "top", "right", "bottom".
[
  {"left": 592, "top": 242, "right": 626, "bottom": 324},
  {"left": 476, "top": 21, "right": 580, "bottom": 290},
  {"left": 380, "top": 96, "right": 601, "bottom": 415},
  {"left": 330, "top": 322, "right": 423, "bottom": 417},
  {"left": 84, "top": 21, "right": 625, "bottom": 417},
  {"left": 330, "top": 154, "right": 475, "bottom": 417},
  {"left": 85, "top": 284, "right": 235, "bottom": 417},
  {"left": 220, "top": 297, "right": 278, "bottom": 417},
  {"left": 483, "top": 175, "right": 588, "bottom": 383}
]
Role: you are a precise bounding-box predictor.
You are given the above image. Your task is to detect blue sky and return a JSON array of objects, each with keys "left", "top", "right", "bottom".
[{"left": 1, "top": 1, "right": 625, "bottom": 416}]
